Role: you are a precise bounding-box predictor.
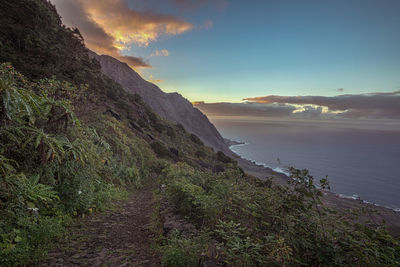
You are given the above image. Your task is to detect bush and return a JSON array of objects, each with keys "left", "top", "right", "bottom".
[
  {"left": 166, "top": 127, "right": 176, "bottom": 138},
  {"left": 195, "top": 150, "right": 206, "bottom": 159},
  {"left": 160, "top": 162, "right": 400, "bottom": 266},
  {"left": 215, "top": 220, "right": 266, "bottom": 265},
  {"left": 216, "top": 151, "right": 234, "bottom": 164},
  {"left": 154, "top": 122, "right": 165, "bottom": 133},
  {"left": 169, "top": 147, "right": 180, "bottom": 158},
  {"left": 176, "top": 124, "right": 185, "bottom": 132},
  {"left": 151, "top": 142, "right": 170, "bottom": 158},
  {"left": 128, "top": 93, "right": 143, "bottom": 104},
  {"left": 137, "top": 118, "right": 148, "bottom": 128},
  {"left": 161, "top": 231, "right": 209, "bottom": 267},
  {"left": 161, "top": 163, "right": 228, "bottom": 225},
  {"left": 190, "top": 134, "right": 203, "bottom": 146},
  {"left": 147, "top": 110, "right": 159, "bottom": 124}
]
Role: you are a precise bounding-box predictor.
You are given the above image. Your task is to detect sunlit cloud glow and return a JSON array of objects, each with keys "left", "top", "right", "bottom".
[
  {"left": 50, "top": 0, "right": 193, "bottom": 68},
  {"left": 194, "top": 91, "right": 400, "bottom": 120}
]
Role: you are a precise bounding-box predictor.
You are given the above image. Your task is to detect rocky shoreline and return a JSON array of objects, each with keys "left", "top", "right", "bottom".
[{"left": 226, "top": 139, "right": 400, "bottom": 238}]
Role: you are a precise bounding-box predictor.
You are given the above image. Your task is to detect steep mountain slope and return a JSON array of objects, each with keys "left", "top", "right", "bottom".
[
  {"left": 90, "top": 52, "right": 230, "bottom": 154},
  {"left": 0, "top": 1, "right": 240, "bottom": 263}
]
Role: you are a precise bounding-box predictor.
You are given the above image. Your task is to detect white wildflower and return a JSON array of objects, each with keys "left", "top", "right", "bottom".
[{"left": 27, "top": 207, "right": 39, "bottom": 212}]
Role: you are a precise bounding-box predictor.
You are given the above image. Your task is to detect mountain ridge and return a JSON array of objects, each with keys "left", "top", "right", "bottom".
[{"left": 89, "top": 52, "right": 231, "bottom": 154}]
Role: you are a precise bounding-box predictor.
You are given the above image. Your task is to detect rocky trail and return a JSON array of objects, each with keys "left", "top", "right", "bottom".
[{"left": 40, "top": 184, "right": 160, "bottom": 267}]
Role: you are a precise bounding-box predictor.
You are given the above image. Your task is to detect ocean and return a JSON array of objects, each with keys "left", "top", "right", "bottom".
[{"left": 210, "top": 117, "right": 400, "bottom": 211}]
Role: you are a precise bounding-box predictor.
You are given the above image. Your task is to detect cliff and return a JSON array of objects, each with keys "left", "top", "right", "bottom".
[{"left": 89, "top": 52, "right": 230, "bottom": 154}]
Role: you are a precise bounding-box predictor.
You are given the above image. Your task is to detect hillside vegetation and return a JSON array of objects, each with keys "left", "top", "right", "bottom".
[{"left": 0, "top": 0, "right": 399, "bottom": 266}]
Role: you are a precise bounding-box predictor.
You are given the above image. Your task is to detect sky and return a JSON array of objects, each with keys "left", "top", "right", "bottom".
[{"left": 50, "top": 0, "right": 400, "bottom": 121}]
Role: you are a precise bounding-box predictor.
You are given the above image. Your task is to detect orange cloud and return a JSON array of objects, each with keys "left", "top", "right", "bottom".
[
  {"left": 83, "top": 0, "right": 193, "bottom": 47},
  {"left": 148, "top": 75, "right": 164, "bottom": 84},
  {"left": 243, "top": 91, "right": 400, "bottom": 119},
  {"left": 50, "top": 0, "right": 193, "bottom": 68}
]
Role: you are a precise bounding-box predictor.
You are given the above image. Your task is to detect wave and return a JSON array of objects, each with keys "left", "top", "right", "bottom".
[
  {"left": 229, "top": 142, "right": 400, "bottom": 213},
  {"left": 229, "top": 142, "right": 248, "bottom": 148},
  {"left": 229, "top": 142, "right": 290, "bottom": 176},
  {"left": 337, "top": 193, "right": 400, "bottom": 212}
]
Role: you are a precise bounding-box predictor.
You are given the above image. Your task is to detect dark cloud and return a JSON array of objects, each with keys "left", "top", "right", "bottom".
[
  {"left": 244, "top": 91, "right": 400, "bottom": 119},
  {"left": 193, "top": 102, "right": 296, "bottom": 117},
  {"left": 337, "top": 88, "right": 344, "bottom": 92},
  {"left": 194, "top": 91, "right": 400, "bottom": 120},
  {"left": 50, "top": 0, "right": 116, "bottom": 54},
  {"left": 119, "top": 55, "right": 150, "bottom": 68}
]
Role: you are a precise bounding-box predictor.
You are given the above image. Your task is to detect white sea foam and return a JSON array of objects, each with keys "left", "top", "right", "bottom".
[
  {"left": 337, "top": 193, "right": 400, "bottom": 212},
  {"left": 229, "top": 142, "right": 248, "bottom": 148},
  {"left": 272, "top": 167, "right": 291, "bottom": 176},
  {"left": 229, "top": 139, "right": 400, "bottom": 212},
  {"left": 230, "top": 143, "right": 290, "bottom": 176},
  {"left": 338, "top": 194, "right": 361, "bottom": 200}
]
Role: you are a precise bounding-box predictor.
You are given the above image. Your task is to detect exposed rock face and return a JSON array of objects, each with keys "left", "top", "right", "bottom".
[{"left": 90, "top": 52, "right": 230, "bottom": 154}]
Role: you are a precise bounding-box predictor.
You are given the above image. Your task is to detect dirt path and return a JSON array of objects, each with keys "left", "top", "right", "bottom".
[{"left": 40, "top": 184, "right": 160, "bottom": 266}]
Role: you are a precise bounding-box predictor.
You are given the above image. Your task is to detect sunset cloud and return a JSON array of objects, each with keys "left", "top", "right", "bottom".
[
  {"left": 50, "top": 0, "right": 193, "bottom": 68},
  {"left": 83, "top": 0, "right": 193, "bottom": 47},
  {"left": 194, "top": 91, "right": 400, "bottom": 120},
  {"left": 193, "top": 102, "right": 296, "bottom": 117},
  {"left": 148, "top": 75, "right": 164, "bottom": 84},
  {"left": 244, "top": 91, "right": 400, "bottom": 113}
]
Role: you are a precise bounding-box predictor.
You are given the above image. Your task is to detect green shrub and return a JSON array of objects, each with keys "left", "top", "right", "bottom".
[
  {"left": 162, "top": 163, "right": 227, "bottom": 224},
  {"left": 176, "top": 123, "right": 185, "bottom": 132},
  {"left": 166, "top": 126, "right": 176, "bottom": 138},
  {"left": 147, "top": 110, "right": 159, "bottom": 124},
  {"left": 137, "top": 118, "right": 148, "bottom": 128},
  {"left": 216, "top": 151, "right": 234, "bottom": 164},
  {"left": 161, "top": 231, "right": 209, "bottom": 267},
  {"left": 0, "top": 213, "right": 70, "bottom": 266},
  {"left": 128, "top": 93, "right": 143, "bottom": 104},
  {"left": 190, "top": 134, "right": 203, "bottom": 146},
  {"left": 160, "top": 162, "right": 400, "bottom": 266},
  {"left": 195, "top": 150, "right": 206, "bottom": 158},
  {"left": 151, "top": 142, "right": 170, "bottom": 158},
  {"left": 215, "top": 220, "right": 266, "bottom": 266},
  {"left": 154, "top": 122, "right": 165, "bottom": 133}
]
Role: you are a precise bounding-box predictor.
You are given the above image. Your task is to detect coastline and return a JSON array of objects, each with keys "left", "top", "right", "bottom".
[
  {"left": 223, "top": 138, "right": 246, "bottom": 147},
  {"left": 227, "top": 140, "right": 400, "bottom": 237}
]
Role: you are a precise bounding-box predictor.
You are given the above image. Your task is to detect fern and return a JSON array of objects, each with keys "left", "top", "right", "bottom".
[
  {"left": 6, "top": 173, "right": 58, "bottom": 207},
  {"left": 0, "top": 76, "right": 41, "bottom": 124},
  {"left": 21, "top": 126, "right": 68, "bottom": 163},
  {"left": 64, "top": 137, "right": 87, "bottom": 164},
  {"left": 0, "top": 154, "right": 17, "bottom": 176}
]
